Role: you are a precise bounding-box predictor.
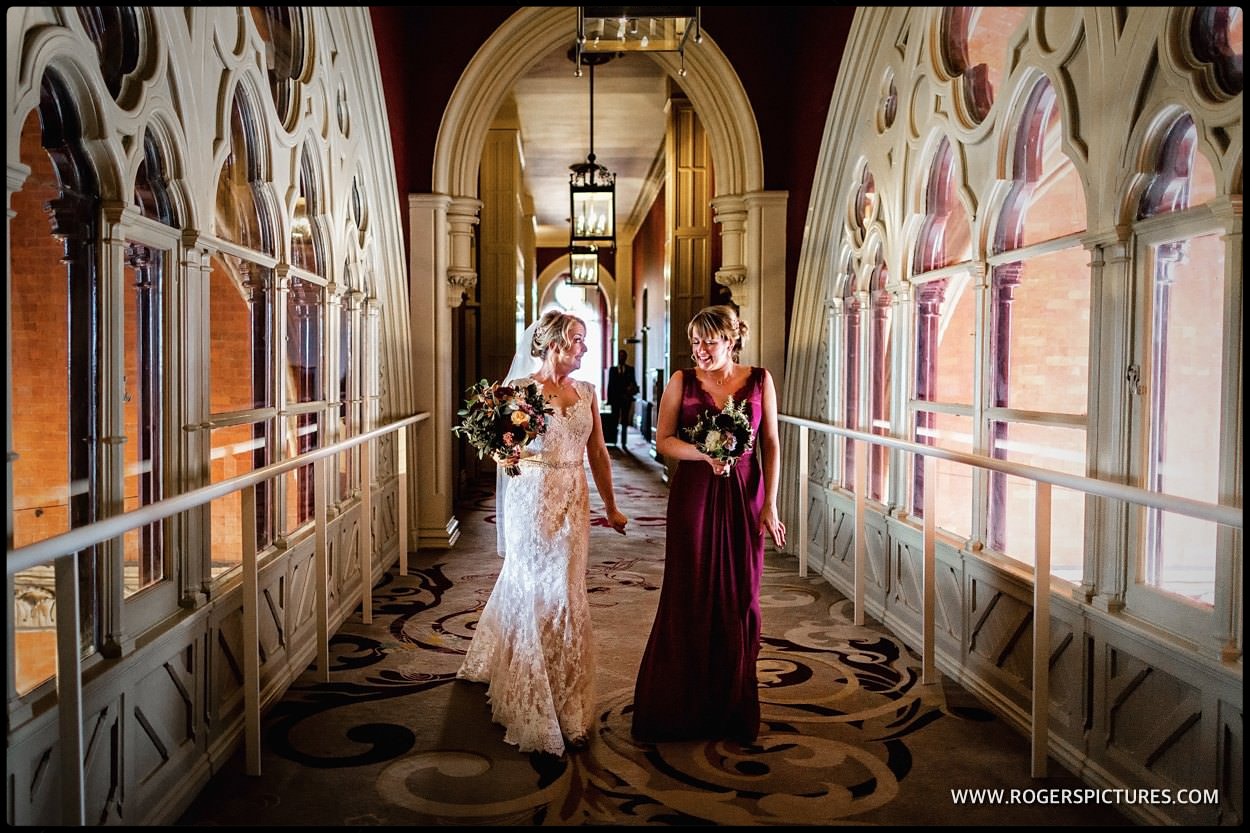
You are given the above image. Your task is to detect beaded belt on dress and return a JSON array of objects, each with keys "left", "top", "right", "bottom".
[{"left": 517, "top": 456, "right": 582, "bottom": 470}]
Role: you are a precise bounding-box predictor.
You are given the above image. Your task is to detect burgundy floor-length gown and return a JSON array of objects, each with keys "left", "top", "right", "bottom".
[{"left": 632, "top": 366, "right": 767, "bottom": 744}]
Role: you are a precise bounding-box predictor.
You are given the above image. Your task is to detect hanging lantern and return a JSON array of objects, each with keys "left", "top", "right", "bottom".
[
  {"left": 575, "top": 7, "right": 702, "bottom": 76},
  {"left": 568, "top": 245, "right": 600, "bottom": 286},
  {"left": 569, "top": 57, "right": 617, "bottom": 250}
]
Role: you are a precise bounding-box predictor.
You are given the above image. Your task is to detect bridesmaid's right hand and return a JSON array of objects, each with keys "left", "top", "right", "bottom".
[
  {"left": 704, "top": 454, "right": 730, "bottom": 477},
  {"left": 606, "top": 508, "right": 628, "bottom": 535}
]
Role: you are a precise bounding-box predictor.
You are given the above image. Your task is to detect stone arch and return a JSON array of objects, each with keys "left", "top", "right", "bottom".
[
  {"left": 434, "top": 7, "right": 763, "bottom": 204},
  {"left": 535, "top": 253, "right": 618, "bottom": 314},
  {"left": 129, "top": 113, "right": 193, "bottom": 229},
  {"left": 7, "top": 26, "right": 124, "bottom": 199},
  {"left": 413, "top": 7, "right": 778, "bottom": 549},
  {"left": 431, "top": 5, "right": 785, "bottom": 376}
]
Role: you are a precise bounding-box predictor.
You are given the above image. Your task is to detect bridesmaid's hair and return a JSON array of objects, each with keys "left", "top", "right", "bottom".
[
  {"left": 531, "top": 309, "right": 585, "bottom": 358},
  {"left": 688, "top": 304, "right": 748, "bottom": 360}
]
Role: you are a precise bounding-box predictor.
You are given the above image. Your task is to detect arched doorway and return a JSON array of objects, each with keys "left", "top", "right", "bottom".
[
  {"left": 410, "top": 6, "right": 777, "bottom": 548},
  {"left": 536, "top": 254, "right": 619, "bottom": 399}
]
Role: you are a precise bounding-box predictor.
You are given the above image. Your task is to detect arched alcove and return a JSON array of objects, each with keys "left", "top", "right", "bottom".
[
  {"left": 536, "top": 255, "right": 618, "bottom": 395},
  {"left": 410, "top": 6, "right": 783, "bottom": 548},
  {"left": 434, "top": 7, "right": 763, "bottom": 206}
]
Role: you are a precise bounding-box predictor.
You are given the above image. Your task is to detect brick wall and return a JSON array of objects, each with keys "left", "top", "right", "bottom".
[{"left": 11, "top": 110, "right": 73, "bottom": 549}]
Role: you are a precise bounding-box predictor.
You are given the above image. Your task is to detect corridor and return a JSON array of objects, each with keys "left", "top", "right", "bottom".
[{"left": 176, "top": 439, "right": 1128, "bottom": 827}]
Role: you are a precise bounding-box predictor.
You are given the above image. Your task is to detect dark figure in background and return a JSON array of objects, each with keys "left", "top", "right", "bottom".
[{"left": 606, "top": 349, "right": 639, "bottom": 448}]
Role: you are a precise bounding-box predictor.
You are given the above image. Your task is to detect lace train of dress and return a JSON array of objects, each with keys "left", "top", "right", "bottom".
[{"left": 457, "top": 379, "right": 595, "bottom": 756}]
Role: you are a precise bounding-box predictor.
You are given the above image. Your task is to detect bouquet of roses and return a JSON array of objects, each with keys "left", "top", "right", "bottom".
[
  {"left": 685, "top": 395, "right": 755, "bottom": 476},
  {"left": 453, "top": 378, "right": 552, "bottom": 476}
]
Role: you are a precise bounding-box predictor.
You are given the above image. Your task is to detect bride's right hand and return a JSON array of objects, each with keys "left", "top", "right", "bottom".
[{"left": 493, "top": 448, "right": 522, "bottom": 468}]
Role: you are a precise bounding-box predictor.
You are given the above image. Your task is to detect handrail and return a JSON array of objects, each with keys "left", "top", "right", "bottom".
[
  {"left": 778, "top": 413, "right": 1241, "bottom": 529},
  {"left": 7, "top": 412, "right": 429, "bottom": 824},
  {"left": 7, "top": 413, "right": 430, "bottom": 575},
  {"left": 777, "top": 411, "right": 1240, "bottom": 780}
]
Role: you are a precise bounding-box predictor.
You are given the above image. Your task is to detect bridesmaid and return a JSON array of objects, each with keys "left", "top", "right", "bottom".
[{"left": 631, "top": 304, "right": 786, "bottom": 744}]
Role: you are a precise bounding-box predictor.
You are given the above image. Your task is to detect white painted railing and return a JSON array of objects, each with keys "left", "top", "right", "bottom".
[
  {"left": 6, "top": 413, "right": 429, "bottom": 825},
  {"left": 778, "top": 413, "right": 1241, "bottom": 778}
]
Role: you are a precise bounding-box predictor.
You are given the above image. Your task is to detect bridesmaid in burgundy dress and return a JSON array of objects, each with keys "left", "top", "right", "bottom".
[{"left": 632, "top": 305, "right": 786, "bottom": 744}]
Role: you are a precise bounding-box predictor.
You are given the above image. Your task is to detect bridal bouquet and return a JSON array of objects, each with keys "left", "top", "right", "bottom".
[
  {"left": 685, "top": 395, "right": 755, "bottom": 476},
  {"left": 453, "top": 379, "right": 552, "bottom": 476}
]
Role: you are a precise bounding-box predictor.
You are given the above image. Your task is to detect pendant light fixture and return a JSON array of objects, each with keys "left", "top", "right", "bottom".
[
  {"left": 568, "top": 245, "right": 600, "bottom": 286},
  {"left": 575, "top": 7, "right": 702, "bottom": 76},
  {"left": 569, "top": 54, "right": 616, "bottom": 252}
]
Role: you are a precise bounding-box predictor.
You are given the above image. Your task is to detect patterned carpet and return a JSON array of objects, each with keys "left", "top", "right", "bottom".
[{"left": 178, "top": 440, "right": 1131, "bottom": 826}]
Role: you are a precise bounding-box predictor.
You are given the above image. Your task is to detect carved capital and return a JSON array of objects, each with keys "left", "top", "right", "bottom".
[
  {"left": 273, "top": 265, "right": 295, "bottom": 292},
  {"left": 8, "top": 161, "right": 32, "bottom": 195},
  {"left": 448, "top": 271, "right": 477, "bottom": 307},
  {"left": 1084, "top": 225, "right": 1133, "bottom": 261},
  {"left": 101, "top": 198, "right": 137, "bottom": 228},
  {"left": 715, "top": 268, "right": 749, "bottom": 306},
  {"left": 180, "top": 230, "right": 216, "bottom": 262},
  {"left": 710, "top": 195, "right": 748, "bottom": 229},
  {"left": 13, "top": 568, "right": 56, "bottom": 629}
]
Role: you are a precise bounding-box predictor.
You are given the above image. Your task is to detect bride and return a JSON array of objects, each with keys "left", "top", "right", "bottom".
[{"left": 457, "top": 309, "right": 628, "bottom": 756}]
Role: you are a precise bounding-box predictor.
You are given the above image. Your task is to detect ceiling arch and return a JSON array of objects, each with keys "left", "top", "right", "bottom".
[{"left": 434, "top": 6, "right": 764, "bottom": 207}]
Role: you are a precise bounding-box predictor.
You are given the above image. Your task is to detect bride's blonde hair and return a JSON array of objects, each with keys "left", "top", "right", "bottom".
[
  {"left": 688, "top": 304, "right": 748, "bottom": 361},
  {"left": 531, "top": 309, "right": 585, "bottom": 359}
]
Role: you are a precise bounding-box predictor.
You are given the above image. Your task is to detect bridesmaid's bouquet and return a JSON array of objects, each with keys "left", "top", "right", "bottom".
[
  {"left": 453, "top": 379, "right": 552, "bottom": 476},
  {"left": 686, "top": 395, "right": 755, "bottom": 477}
]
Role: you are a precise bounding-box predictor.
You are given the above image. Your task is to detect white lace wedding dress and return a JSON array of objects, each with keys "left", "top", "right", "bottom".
[{"left": 457, "top": 378, "right": 595, "bottom": 756}]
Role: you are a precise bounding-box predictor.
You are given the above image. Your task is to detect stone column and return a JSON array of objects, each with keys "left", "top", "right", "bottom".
[
  {"left": 714, "top": 192, "right": 788, "bottom": 391},
  {"left": 6, "top": 162, "right": 29, "bottom": 713},
  {"left": 179, "top": 232, "right": 213, "bottom": 608},
  {"left": 98, "top": 201, "right": 136, "bottom": 657},
  {"left": 1083, "top": 232, "right": 1131, "bottom": 612},
  {"left": 408, "top": 194, "right": 480, "bottom": 548},
  {"left": 712, "top": 192, "right": 748, "bottom": 310},
  {"left": 1212, "top": 196, "right": 1241, "bottom": 661},
  {"left": 744, "top": 191, "right": 788, "bottom": 391}
]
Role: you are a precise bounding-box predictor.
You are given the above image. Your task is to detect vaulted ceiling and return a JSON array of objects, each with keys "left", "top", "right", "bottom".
[{"left": 507, "top": 46, "right": 674, "bottom": 247}]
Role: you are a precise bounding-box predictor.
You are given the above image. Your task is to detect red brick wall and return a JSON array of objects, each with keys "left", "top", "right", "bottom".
[
  {"left": 208, "top": 257, "right": 259, "bottom": 414},
  {"left": 11, "top": 110, "right": 72, "bottom": 549},
  {"left": 11, "top": 110, "right": 72, "bottom": 694},
  {"left": 209, "top": 422, "right": 257, "bottom": 567}
]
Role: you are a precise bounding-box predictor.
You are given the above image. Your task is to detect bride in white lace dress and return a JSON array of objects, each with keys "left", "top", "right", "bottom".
[{"left": 457, "top": 310, "right": 628, "bottom": 756}]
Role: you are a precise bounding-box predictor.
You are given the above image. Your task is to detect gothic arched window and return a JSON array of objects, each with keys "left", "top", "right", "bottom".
[
  {"left": 250, "top": 6, "right": 308, "bottom": 130},
  {"left": 1132, "top": 111, "right": 1227, "bottom": 613},
  {"left": 76, "top": 7, "right": 140, "bottom": 101},
  {"left": 1191, "top": 6, "right": 1243, "bottom": 97},
  {"left": 986, "top": 78, "right": 1088, "bottom": 576},
  {"left": 909, "top": 137, "right": 975, "bottom": 535},
  {"left": 867, "top": 247, "right": 892, "bottom": 503},
  {"left": 1137, "top": 114, "right": 1218, "bottom": 219},
  {"left": 209, "top": 87, "right": 276, "bottom": 566},
  {"left": 10, "top": 72, "right": 103, "bottom": 695},
  {"left": 835, "top": 259, "right": 860, "bottom": 491},
  {"left": 134, "top": 129, "right": 177, "bottom": 226},
  {"left": 941, "top": 7, "right": 1030, "bottom": 123},
  {"left": 849, "top": 164, "right": 876, "bottom": 247}
]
